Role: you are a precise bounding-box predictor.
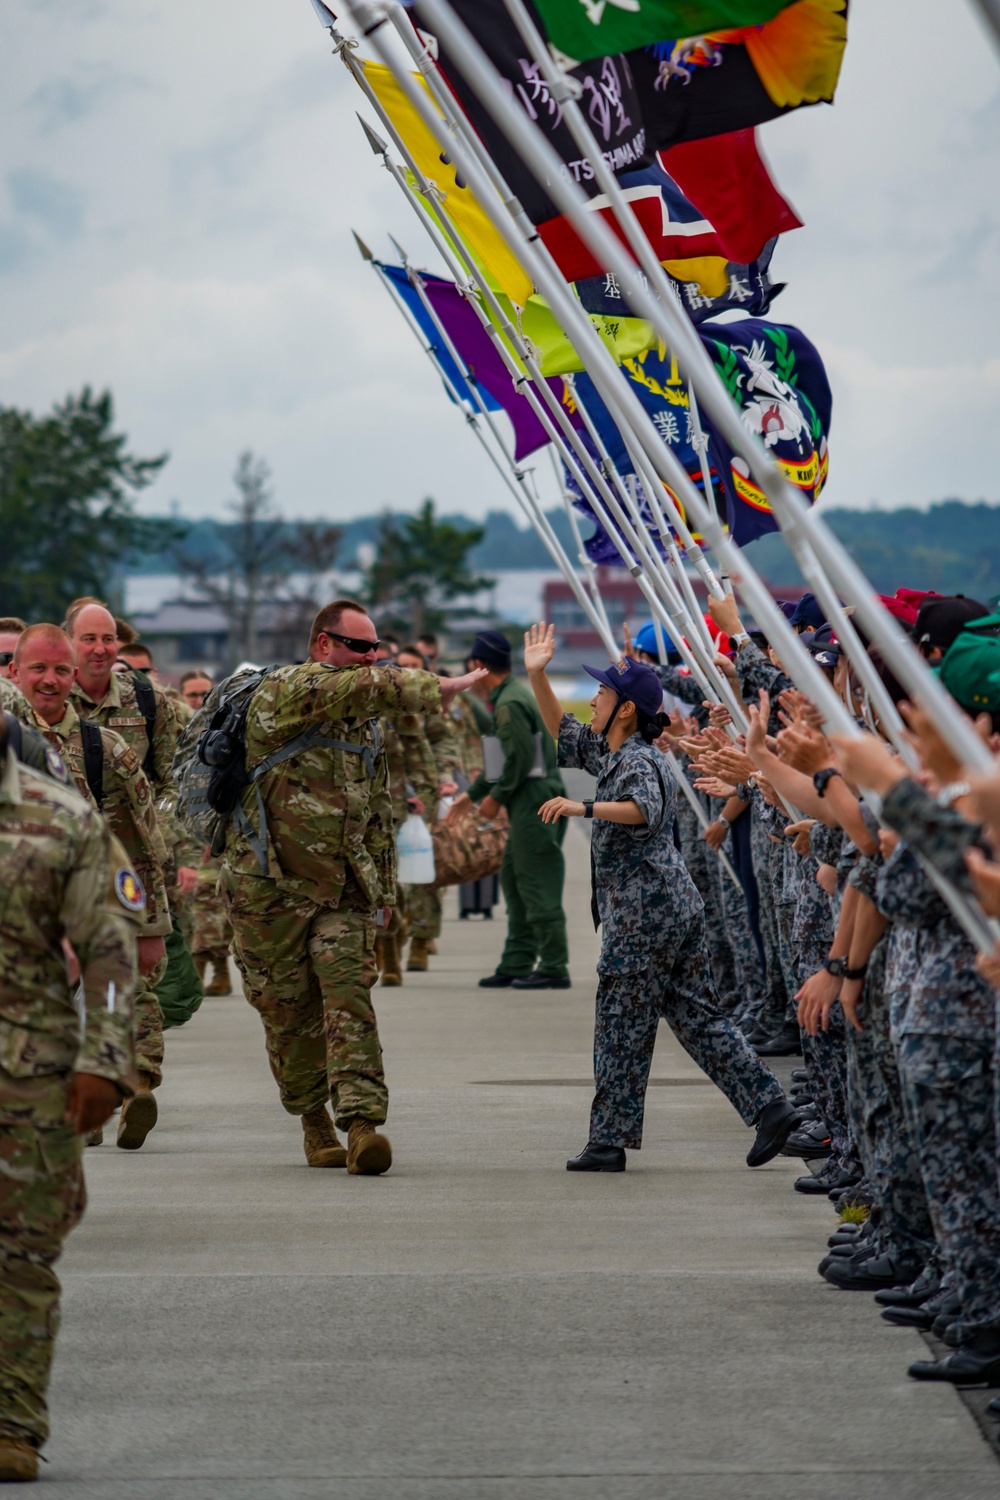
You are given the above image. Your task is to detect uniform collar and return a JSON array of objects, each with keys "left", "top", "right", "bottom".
[
  {"left": 73, "top": 669, "right": 123, "bottom": 711},
  {"left": 0, "top": 748, "right": 23, "bottom": 804},
  {"left": 29, "top": 702, "right": 79, "bottom": 741}
]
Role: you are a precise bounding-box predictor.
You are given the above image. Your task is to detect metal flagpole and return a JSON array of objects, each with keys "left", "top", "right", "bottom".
[
  {"left": 322, "top": 7, "right": 996, "bottom": 946},
  {"left": 388, "top": 0, "right": 994, "bottom": 780}
]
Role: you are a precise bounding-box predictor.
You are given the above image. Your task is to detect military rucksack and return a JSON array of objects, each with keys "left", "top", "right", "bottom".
[
  {"left": 172, "top": 663, "right": 385, "bottom": 868},
  {"left": 3, "top": 711, "right": 71, "bottom": 786},
  {"left": 172, "top": 665, "right": 274, "bottom": 850}
]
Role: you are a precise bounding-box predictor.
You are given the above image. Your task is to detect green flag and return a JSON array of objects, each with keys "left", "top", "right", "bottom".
[{"left": 532, "top": 0, "right": 794, "bottom": 63}]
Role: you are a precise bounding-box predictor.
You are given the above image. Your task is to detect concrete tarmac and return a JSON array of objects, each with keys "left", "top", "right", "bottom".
[{"left": 49, "top": 825, "right": 996, "bottom": 1498}]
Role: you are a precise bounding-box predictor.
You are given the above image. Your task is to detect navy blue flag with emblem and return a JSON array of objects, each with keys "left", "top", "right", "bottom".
[
  {"left": 567, "top": 317, "right": 831, "bottom": 556},
  {"left": 576, "top": 239, "right": 784, "bottom": 326}
]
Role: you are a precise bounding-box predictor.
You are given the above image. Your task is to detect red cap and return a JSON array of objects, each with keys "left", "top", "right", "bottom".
[{"left": 877, "top": 595, "right": 919, "bottom": 626}]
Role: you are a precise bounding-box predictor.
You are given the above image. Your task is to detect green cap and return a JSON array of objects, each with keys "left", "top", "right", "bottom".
[{"left": 937, "top": 614, "right": 1000, "bottom": 714}]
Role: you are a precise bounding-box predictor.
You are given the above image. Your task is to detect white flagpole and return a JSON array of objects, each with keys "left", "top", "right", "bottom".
[{"left": 384, "top": 0, "right": 994, "bottom": 780}]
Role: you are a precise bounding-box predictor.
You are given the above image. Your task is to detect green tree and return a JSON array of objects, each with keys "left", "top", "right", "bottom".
[
  {"left": 0, "top": 388, "right": 171, "bottom": 620},
  {"left": 364, "top": 498, "right": 492, "bottom": 636}
]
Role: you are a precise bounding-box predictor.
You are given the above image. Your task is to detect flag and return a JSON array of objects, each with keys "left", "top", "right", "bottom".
[
  {"left": 501, "top": 291, "right": 658, "bottom": 377},
  {"left": 528, "top": 1, "right": 794, "bottom": 64},
  {"left": 409, "top": 1, "right": 650, "bottom": 227},
  {"left": 377, "top": 262, "right": 505, "bottom": 416},
  {"left": 576, "top": 237, "right": 785, "bottom": 324},
  {"left": 568, "top": 316, "right": 831, "bottom": 555},
  {"left": 537, "top": 141, "right": 796, "bottom": 279},
  {"left": 359, "top": 60, "right": 533, "bottom": 305},
  {"left": 381, "top": 263, "right": 584, "bottom": 458},
  {"left": 626, "top": 0, "right": 847, "bottom": 150},
  {"left": 661, "top": 133, "right": 800, "bottom": 266}
]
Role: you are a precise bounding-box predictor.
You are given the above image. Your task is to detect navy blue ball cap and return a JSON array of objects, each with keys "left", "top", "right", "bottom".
[
  {"left": 583, "top": 657, "right": 664, "bottom": 717},
  {"left": 791, "top": 592, "right": 826, "bottom": 631},
  {"left": 470, "top": 630, "right": 512, "bottom": 669}
]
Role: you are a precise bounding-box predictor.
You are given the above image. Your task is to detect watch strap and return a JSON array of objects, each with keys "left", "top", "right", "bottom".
[{"left": 583, "top": 800, "right": 594, "bottom": 819}]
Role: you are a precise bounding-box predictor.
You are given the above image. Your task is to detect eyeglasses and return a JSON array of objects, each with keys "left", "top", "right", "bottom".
[{"left": 325, "top": 631, "right": 382, "bottom": 655}]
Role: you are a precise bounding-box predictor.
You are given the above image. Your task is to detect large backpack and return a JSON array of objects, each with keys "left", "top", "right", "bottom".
[
  {"left": 172, "top": 664, "right": 384, "bottom": 868},
  {"left": 171, "top": 665, "right": 274, "bottom": 850}
]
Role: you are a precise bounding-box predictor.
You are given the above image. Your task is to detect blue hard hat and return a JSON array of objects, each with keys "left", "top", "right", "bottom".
[
  {"left": 583, "top": 657, "right": 664, "bottom": 717},
  {"left": 633, "top": 621, "right": 674, "bottom": 658}
]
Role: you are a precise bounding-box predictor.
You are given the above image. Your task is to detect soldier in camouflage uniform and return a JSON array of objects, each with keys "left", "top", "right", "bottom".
[
  {"left": 65, "top": 602, "right": 181, "bottom": 1102},
  {"left": 0, "top": 717, "right": 137, "bottom": 1480},
  {"left": 9, "top": 625, "right": 173, "bottom": 1150},
  {"left": 522, "top": 628, "right": 796, "bottom": 1172},
  {"left": 874, "top": 773, "right": 1000, "bottom": 1382},
  {"left": 220, "top": 601, "right": 483, "bottom": 1176},
  {"left": 395, "top": 646, "right": 461, "bottom": 971},
  {"left": 189, "top": 854, "right": 233, "bottom": 995}
]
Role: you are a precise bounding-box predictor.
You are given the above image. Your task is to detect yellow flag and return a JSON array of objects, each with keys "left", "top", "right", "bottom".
[{"left": 360, "top": 60, "right": 534, "bottom": 307}]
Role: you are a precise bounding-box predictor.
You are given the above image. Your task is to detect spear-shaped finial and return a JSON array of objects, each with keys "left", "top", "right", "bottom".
[
  {"left": 356, "top": 113, "right": 389, "bottom": 157},
  {"left": 351, "top": 230, "right": 375, "bottom": 262},
  {"left": 308, "top": 0, "right": 338, "bottom": 28},
  {"left": 387, "top": 233, "right": 409, "bottom": 266}
]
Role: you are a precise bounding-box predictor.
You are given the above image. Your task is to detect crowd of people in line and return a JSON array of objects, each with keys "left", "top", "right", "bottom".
[{"left": 4, "top": 577, "right": 1000, "bottom": 1479}]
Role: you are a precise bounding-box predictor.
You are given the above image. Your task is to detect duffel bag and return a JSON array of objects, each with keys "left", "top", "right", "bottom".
[{"left": 431, "top": 801, "right": 509, "bottom": 888}]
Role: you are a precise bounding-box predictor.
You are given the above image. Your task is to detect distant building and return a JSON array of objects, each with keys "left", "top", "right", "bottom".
[
  {"left": 542, "top": 566, "right": 804, "bottom": 669},
  {"left": 128, "top": 597, "right": 310, "bottom": 681}
]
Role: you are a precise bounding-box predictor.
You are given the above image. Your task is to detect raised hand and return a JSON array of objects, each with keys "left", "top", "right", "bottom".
[
  {"left": 622, "top": 621, "right": 638, "bottom": 660},
  {"left": 524, "top": 622, "right": 556, "bottom": 676}
]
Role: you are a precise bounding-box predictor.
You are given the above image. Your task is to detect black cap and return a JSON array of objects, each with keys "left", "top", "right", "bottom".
[
  {"left": 914, "top": 595, "right": 990, "bottom": 653},
  {"left": 470, "top": 630, "right": 512, "bottom": 670}
]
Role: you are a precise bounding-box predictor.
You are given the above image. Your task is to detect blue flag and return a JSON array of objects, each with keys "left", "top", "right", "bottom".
[{"left": 378, "top": 262, "right": 502, "bottom": 418}]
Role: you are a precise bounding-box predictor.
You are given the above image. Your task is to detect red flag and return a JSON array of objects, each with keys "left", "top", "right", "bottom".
[{"left": 661, "top": 130, "right": 800, "bottom": 266}]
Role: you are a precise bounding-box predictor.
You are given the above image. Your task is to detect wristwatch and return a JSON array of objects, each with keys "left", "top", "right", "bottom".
[
  {"left": 717, "top": 813, "right": 731, "bottom": 830},
  {"left": 823, "top": 955, "right": 868, "bottom": 980},
  {"left": 813, "top": 767, "right": 842, "bottom": 798},
  {"left": 582, "top": 800, "right": 594, "bottom": 819},
  {"left": 730, "top": 631, "right": 750, "bottom": 650},
  {"left": 936, "top": 781, "right": 972, "bottom": 809}
]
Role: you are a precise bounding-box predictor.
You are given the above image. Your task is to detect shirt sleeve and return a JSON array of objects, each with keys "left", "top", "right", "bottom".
[
  {"left": 612, "top": 752, "right": 666, "bottom": 842},
  {"left": 64, "top": 815, "right": 137, "bottom": 1086},
  {"left": 653, "top": 663, "right": 704, "bottom": 707},
  {"left": 881, "top": 776, "right": 982, "bottom": 896},
  {"left": 556, "top": 713, "right": 606, "bottom": 777}
]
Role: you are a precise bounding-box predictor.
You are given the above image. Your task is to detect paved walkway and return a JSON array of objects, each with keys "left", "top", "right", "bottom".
[{"left": 49, "top": 825, "right": 996, "bottom": 1498}]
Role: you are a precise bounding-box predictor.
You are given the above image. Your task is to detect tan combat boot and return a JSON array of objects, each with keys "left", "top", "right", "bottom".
[
  {"left": 116, "top": 1074, "right": 158, "bottom": 1151},
  {"left": 193, "top": 952, "right": 208, "bottom": 983},
  {"left": 0, "top": 1436, "right": 38, "bottom": 1481},
  {"left": 205, "top": 959, "right": 231, "bottom": 996},
  {"left": 86, "top": 1127, "right": 103, "bottom": 1147},
  {"left": 407, "top": 938, "right": 430, "bottom": 972},
  {"left": 347, "top": 1118, "right": 392, "bottom": 1176},
  {"left": 378, "top": 933, "right": 403, "bottom": 987},
  {"left": 301, "top": 1107, "right": 348, "bottom": 1168},
  {"left": 426, "top": 939, "right": 438, "bottom": 955}
]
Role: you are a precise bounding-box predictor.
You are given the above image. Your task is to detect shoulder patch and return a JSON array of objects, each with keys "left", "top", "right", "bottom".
[
  {"left": 112, "top": 742, "right": 142, "bottom": 776},
  {"left": 114, "top": 867, "right": 146, "bottom": 913},
  {"left": 44, "top": 746, "right": 69, "bottom": 783}
]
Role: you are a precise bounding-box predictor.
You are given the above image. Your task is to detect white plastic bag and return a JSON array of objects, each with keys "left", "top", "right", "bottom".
[{"left": 395, "top": 813, "right": 436, "bottom": 884}]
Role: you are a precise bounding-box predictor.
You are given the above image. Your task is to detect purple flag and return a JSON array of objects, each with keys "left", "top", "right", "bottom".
[{"left": 417, "top": 272, "right": 581, "bottom": 460}]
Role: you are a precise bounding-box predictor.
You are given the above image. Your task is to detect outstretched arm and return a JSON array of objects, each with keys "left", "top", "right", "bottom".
[{"left": 523, "top": 623, "right": 563, "bottom": 741}]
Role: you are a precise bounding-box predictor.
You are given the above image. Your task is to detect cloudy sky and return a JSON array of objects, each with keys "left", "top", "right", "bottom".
[{"left": 2, "top": 0, "right": 999, "bottom": 526}]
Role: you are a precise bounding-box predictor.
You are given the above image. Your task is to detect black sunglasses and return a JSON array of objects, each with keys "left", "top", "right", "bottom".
[{"left": 324, "top": 631, "right": 382, "bottom": 655}]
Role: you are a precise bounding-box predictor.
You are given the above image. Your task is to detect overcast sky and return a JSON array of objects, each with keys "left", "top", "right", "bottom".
[{"left": 2, "top": 0, "right": 999, "bottom": 526}]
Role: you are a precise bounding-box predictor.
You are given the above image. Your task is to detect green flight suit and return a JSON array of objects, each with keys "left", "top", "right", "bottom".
[{"left": 468, "top": 674, "right": 568, "bottom": 979}]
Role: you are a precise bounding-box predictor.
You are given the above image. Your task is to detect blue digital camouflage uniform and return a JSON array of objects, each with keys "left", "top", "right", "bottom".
[
  {"left": 557, "top": 714, "right": 784, "bottom": 1149},
  {"left": 652, "top": 664, "right": 762, "bottom": 1017},
  {"left": 877, "top": 777, "right": 1000, "bottom": 1334}
]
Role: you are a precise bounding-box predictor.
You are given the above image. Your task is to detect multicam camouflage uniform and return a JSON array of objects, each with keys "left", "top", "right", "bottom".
[
  {"left": 877, "top": 777, "right": 1000, "bottom": 1337},
  {"left": 557, "top": 714, "right": 784, "bottom": 1149},
  {"left": 400, "top": 711, "right": 444, "bottom": 947},
  {"left": 221, "top": 661, "right": 442, "bottom": 1130},
  {"left": 0, "top": 749, "right": 136, "bottom": 1454},
  {"left": 189, "top": 854, "right": 232, "bottom": 985},
  {"left": 71, "top": 670, "right": 181, "bottom": 1088},
  {"left": 449, "top": 695, "right": 486, "bottom": 781}
]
